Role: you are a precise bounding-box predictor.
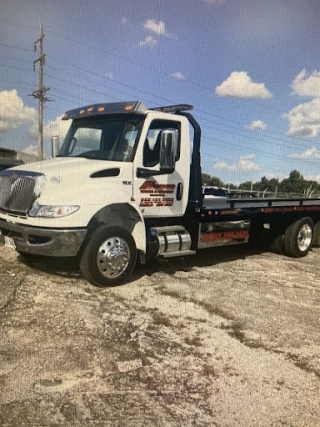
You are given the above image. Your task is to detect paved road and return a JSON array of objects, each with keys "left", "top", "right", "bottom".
[{"left": 0, "top": 244, "right": 319, "bottom": 426}]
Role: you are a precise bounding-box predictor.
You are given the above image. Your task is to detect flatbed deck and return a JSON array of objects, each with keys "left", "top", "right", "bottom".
[{"left": 201, "top": 197, "right": 320, "bottom": 221}]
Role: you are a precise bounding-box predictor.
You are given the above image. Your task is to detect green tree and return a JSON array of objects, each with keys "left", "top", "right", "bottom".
[
  {"left": 239, "top": 181, "right": 259, "bottom": 191},
  {"left": 259, "top": 176, "right": 279, "bottom": 193},
  {"left": 279, "top": 170, "right": 306, "bottom": 194},
  {"left": 268, "top": 178, "right": 280, "bottom": 193},
  {"left": 202, "top": 173, "right": 225, "bottom": 187},
  {"left": 226, "top": 183, "right": 237, "bottom": 190}
]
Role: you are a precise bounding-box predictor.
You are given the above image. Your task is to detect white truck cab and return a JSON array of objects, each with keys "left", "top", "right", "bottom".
[{"left": 0, "top": 101, "right": 198, "bottom": 286}]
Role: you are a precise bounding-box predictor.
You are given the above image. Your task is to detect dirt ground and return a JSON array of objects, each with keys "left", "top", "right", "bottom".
[{"left": 0, "top": 243, "right": 319, "bottom": 427}]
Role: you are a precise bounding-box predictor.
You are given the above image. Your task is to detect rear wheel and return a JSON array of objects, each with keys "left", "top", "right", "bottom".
[
  {"left": 79, "top": 226, "right": 137, "bottom": 287},
  {"left": 283, "top": 217, "right": 314, "bottom": 258},
  {"left": 270, "top": 234, "right": 284, "bottom": 255}
]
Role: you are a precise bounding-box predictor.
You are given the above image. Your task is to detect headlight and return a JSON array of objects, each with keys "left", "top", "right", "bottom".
[{"left": 29, "top": 202, "right": 80, "bottom": 218}]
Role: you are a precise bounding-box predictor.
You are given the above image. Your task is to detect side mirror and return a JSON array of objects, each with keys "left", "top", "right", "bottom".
[
  {"left": 159, "top": 129, "right": 178, "bottom": 172},
  {"left": 52, "top": 136, "right": 60, "bottom": 158}
]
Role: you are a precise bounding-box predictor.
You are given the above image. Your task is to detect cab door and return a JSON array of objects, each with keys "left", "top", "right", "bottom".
[{"left": 133, "top": 114, "right": 190, "bottom": 218}]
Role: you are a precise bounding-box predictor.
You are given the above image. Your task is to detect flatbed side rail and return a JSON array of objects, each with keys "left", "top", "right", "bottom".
[
  {"left": 200, "top": 197, "right": 320, "bottom": 221},
  {"left": 226, "top": 197, "right": 320, "bottom": 209}
]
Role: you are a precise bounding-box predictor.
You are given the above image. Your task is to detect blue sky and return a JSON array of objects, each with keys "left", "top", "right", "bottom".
[{"left": 1, "top": 0, "right": 320, "bottom": 185}]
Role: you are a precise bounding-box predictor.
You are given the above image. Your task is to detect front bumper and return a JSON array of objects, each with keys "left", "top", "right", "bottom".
[{"left": 0, "top": 219, "right": 87, "bottom": 257}]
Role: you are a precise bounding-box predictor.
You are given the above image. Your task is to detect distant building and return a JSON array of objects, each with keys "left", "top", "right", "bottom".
[
  {"left": 0, "top": 148, "right": 38, "bottom": 163},
  {"left": 0, "top": 148, "right": 38, "bottom": 172}
]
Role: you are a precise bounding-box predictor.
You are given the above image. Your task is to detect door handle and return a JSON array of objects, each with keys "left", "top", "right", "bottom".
[{"left": 176, "top": 182, "right": 183, "bottom": 201}]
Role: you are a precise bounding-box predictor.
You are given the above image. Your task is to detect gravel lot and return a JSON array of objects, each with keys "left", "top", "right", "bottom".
[{"left": 1, "top": 243, "right": 319, "bottom": 426}]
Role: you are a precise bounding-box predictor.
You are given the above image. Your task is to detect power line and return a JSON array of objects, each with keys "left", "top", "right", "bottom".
[
  {"left": 41, "top": 52, "right": 312, "bottom": 150},
  {"left": 0, "top": 19, "right": 314, "bottom": 120},
  {"left": 43, "top": 68, "right": 320, "bottom": 159},
  {"left": 0, "top": 38, "right": 313, "bottom": 148},
  {"left": 0, "top": 36, "right": 318, "bottom": 164},
  {"left": 0, "top": 58, "right": 312, "bottom": 159}
]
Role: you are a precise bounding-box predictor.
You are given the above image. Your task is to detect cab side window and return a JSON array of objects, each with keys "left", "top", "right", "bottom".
[{"left": 143, "top": 120, "right": 180, "bottom": 168}]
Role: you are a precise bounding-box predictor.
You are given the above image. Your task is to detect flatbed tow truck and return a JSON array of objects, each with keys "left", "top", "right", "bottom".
[{"left": 1, "top": 101, "right": 320, "bottom": 287}]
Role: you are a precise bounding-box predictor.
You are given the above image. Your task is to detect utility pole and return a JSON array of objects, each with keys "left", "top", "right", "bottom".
[{"left": 32, "top": 24, "right": 50, "bottom": 160}]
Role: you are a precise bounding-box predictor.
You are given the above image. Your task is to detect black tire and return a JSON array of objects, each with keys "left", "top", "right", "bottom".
[
  {"left": 79, "top": 226, "right": 137, "bottom": 287},
  {"left": 270, "top": 234, "right": 284, "bottom": 255},
  {"left": 312, "top": 221, "right": 320, "bottom": 247},
  {"left": 283, "top": 217, "right": 314, "bottom": 258}
]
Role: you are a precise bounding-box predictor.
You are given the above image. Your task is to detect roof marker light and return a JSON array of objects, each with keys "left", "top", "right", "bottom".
[{"left": 62, "top": 101, "right": 147, "bottom": 120}]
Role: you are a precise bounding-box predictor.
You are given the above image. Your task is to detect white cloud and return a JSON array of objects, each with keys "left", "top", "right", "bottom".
[
  {"left": 214, "top": 154, "right": 260, "bottom": 172},
  {"left": 245, "top": 120, "right": 267, "bottom": 130},
  {"left": 286, "top": 70, "right": 320, "bottom": 138},
  {"left": 121, "top": 17, "right": 129, "bottom": 24},
  {"left": 29, "top": 115, "right": 70, "bottom": 141},
  {"left": 43, "top": 116, "right": 70, "bottom": 140},
  {"left": 139, "top": 35, "right": 158, "bottom": 47},
  {"left": 284, "top": 98, "right": 320, "bottom": 138},
  {"left": 171, "top": 72, "right": 185, "bottom": 80},
  {"left": 264, "top": 173, "right": 287, "bottom": 181},
  {"left": 0, "top": 89, "right": 37, "bottom": 133},
  {"left": 291, "top": 69, "right": 320, "bottom": 97},
  {"left": 215, "top": 71, "right": 272, "bottom": 99},
  {"left": 144, "top": 19, "right": 169, "bottom": 37},
  {"left": 105, "top": 72, "right": 113, "bottom": 80},
  {"left": 289, "top": 146, "right": 320, "bottom": 159},
  {"left": 23, "top": 144, "right": 38, "bottom": 155}
]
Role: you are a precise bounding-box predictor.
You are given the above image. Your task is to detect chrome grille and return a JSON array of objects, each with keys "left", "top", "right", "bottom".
[{"left": 0, "top": 173, "right": 38, "bottom": 214}]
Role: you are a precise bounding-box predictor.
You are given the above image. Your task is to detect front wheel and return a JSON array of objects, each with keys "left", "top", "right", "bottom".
[
  {"left": 283, "top": 217, "right": 314, "bottom": 258},
  {"left": 79, "top": 226, "right": 137, "bottom": 287}
]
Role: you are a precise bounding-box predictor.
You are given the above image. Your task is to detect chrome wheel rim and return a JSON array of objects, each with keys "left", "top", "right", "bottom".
[
  {"left": 297, "top": 224, "right": 312, "bottom": 252},
  {"left": 97, "top": 236, "right": 130, "bottom": 278}
]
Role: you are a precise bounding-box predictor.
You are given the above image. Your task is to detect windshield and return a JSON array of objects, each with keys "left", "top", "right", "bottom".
[{"left": 58, "top": 116, "right": 143, "bottom": 162}]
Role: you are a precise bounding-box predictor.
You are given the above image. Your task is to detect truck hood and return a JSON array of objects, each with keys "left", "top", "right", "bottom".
[
  {"left": 0, "top": 157, "right": 136, "bottom": 228},
  {"left": 10, "top": 157, "right": 126, "bottom": 186}
]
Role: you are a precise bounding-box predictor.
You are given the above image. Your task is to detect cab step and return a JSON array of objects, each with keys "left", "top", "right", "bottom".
[{"left": 160, "top": 250, "right": 196, "bottom": 258}]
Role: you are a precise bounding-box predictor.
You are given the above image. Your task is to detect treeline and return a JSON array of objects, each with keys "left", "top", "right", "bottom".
[{"left": 202, "top": 170, "right": 320, "bottom": 198}]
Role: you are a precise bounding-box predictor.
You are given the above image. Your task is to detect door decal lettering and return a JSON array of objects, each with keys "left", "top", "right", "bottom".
[{"left": 139, "top": 181, "right": 176, "bottom": 207}]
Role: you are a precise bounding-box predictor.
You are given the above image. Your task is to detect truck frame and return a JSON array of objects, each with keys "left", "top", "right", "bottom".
[{"left": 1, "top": 101, "right": 320, "bottom": 287}]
